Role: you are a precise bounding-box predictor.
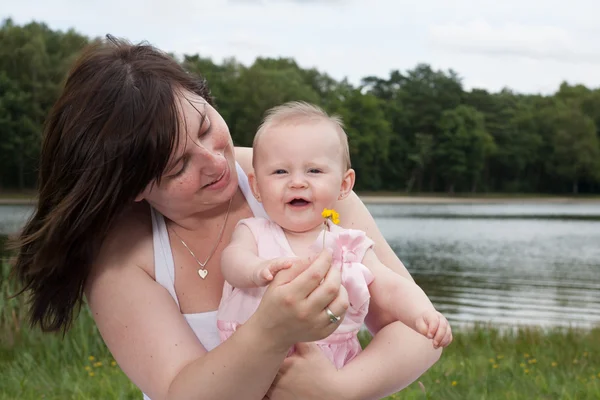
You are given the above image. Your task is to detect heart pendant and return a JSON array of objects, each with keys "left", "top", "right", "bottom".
[{"left": 198, "top": 269, "right": 208, "bottom": 279}]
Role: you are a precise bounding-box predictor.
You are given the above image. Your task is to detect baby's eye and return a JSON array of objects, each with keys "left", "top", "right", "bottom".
[
  {"left": 273, "top": 169, "right": 287, "bottom": 174},
  {"left": 308, "top": 168, "right": 322, "bottom": 174}
]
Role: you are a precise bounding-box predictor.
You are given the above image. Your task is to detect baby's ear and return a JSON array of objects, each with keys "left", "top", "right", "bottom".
[
  {"left": 248, "top": 170, "right": 262, "bottom": 202},
  {"left": 339, "top": 169, "right": 355, "bottom": 200}
]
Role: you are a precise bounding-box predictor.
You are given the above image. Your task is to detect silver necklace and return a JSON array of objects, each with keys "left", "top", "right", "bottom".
[{"left": 169, "top": 197, "right": 233, "bottom": 279}]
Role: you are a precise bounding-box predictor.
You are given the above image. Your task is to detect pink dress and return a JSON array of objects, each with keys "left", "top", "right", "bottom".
[{"left": 217, "top": 217, "right": 375, "bottom": 369}]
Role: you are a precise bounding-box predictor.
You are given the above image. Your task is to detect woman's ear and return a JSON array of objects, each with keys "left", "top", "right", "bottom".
[
  {"left": 134, "top": 185, "right": 151, "bottom": 202},
  {"left": 339, "top": 169, "right": 355, "bottom": 200},
  {"left": 248, "top": 170, "right": 262, "bottom": 202}
]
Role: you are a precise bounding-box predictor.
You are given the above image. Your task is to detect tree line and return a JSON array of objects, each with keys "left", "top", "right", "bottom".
[{"left": 1, "top": 19, "right": 599, "bottom": 194}]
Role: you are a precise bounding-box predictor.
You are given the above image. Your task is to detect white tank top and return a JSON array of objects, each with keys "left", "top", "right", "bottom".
[{"left": 145, "top": 162, "right": 267, "bottom": 399}]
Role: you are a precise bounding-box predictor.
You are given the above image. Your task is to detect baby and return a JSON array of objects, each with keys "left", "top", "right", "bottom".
[{"left": 217, "top": 101, "right": 452, "bottom": 368}]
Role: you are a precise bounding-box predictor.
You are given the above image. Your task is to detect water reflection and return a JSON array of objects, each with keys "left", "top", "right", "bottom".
[{"left": 369, "top": 204, "right": 600, "bottom": 329}]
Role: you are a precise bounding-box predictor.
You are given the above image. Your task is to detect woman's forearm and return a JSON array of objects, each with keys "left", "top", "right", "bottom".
[
  {"left": 339, "top": 322, "right": 442, "bottom": 400},
  {"left": 168, "top": 316, "right": 286, "bottom": 400}
]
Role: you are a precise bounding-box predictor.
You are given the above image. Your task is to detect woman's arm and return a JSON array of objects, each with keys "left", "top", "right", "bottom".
[{"left": 86, "top": 214, "right": 347, "bottom": 400}]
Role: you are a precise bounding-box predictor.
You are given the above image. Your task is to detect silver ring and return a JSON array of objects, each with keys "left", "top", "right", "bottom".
[{"left": 326, "top": 307, "right": 341, "bottom": 324}]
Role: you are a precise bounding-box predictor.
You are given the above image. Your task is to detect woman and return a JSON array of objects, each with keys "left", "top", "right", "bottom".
[{"left": 12, "top": 36, "right": 441, "bottom": 400}]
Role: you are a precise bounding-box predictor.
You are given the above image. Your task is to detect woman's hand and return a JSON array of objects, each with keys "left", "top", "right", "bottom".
[
  {"left": 265, "top": 342, "right": 350, "bottom": 400},
  {"left": 250, "top": 250, "right": 350, "bottom": 352}
]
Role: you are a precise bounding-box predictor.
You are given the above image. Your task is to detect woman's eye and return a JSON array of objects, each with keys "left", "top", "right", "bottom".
[{"left": 199, "top": 119, "right": 211, "bottom": 137}]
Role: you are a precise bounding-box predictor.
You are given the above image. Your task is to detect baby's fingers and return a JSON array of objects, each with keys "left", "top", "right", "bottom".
[
  {"left": 438, "top": 321, "right": 453, "bottom": 348},
  {"left": 270, "top": 258, "right": 296, "bottom": 274},
  {"left": 426, "top": 313, "right": 440, "bottom": 340},
  {"left": 432, "top": 316, "right": 450, "bottom": 348}
]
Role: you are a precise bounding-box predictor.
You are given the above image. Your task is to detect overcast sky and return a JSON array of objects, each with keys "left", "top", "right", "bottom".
[{"left": 4, "top": 0, "right": 600, "bottom": 94}]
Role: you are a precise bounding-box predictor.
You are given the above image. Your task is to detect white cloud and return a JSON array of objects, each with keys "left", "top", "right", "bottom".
[
  {"left": 428, "top": 20, "right": 600, "bottom": 64},
  {"left": 3, "top": 0, "right": 600, "bottom": 94}
]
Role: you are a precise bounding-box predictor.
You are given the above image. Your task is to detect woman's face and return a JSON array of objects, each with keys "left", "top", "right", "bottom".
[{"left": 137, "top": 90, "right": 238, "bottom": 221}]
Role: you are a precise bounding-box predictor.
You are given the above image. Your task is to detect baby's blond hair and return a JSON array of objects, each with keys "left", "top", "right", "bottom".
[{"left": 252, "top": 101, "right": 351, "bottom": 170}]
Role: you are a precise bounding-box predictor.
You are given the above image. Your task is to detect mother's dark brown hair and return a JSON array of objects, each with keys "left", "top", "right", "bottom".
[{"left": 10, "top": 35, "right": 213, "bottom": 332}]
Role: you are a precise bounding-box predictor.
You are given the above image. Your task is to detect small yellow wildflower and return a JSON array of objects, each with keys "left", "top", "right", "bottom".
[
  {"left": 497, "top": 355, "right": 504, "bottom": 359},
  {"left": 321, "top": 208, "right": 340, "bottom": 225},
  {"left": 451, "top": 381, "right": 457, "bottom": 387},
  {"left": 88, "top": 372, "right": 95, "bottom": 377},
  {"left": 597, "top": 373, "right": 600, "bottom": 378},
  {"left": 88, "top": 356, "right": 95, "bottom": 361},
  {"left": 111, "top": 361, "right": 117, "bottom": 367},
  {"left": 524, "top": 369, "right": 530, "bottom": 374},
  {"left": 94, "top": 362, "right": 103, "bottom": 367},
  {"left": 520, "top": 363, "right": 526, "bottom": 368},
  {"left": 489, "top": 358, "right": 495, "bottom": 363},
  {"left": 551, "top": 362, "right": 558, "bottom": 367},
  {"left": 84, "top": 366, "right": 91, "bottom": 371},
  {"left": 493, "top": 364, "right": 498, "bottom": 369},
  {"left": 528, "top": 359, "right": 537, "bottom": 364},
  {"left": 524, "top": 353, "right": 530, "bottom": 358}
]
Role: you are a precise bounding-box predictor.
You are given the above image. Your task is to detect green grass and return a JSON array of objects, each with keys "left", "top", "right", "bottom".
[{"left": 2, "top": 259, "right": 600, "bottom": 399}]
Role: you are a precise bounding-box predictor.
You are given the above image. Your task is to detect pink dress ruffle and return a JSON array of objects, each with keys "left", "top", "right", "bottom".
[{"left": 217, "top": 217, "right": 374, "bottom": 369}]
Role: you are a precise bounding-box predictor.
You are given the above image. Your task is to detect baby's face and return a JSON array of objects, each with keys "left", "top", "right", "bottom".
[{"left": 251, "top": 120, "right": 348, "bottom": 233}]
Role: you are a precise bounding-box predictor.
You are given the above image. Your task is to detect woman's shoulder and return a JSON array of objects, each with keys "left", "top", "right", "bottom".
[
  {"left": 234, "top": 146, "right": 253, "bottom": 174},
  {"left": 91, "top": 202, "right": 154, "bottom": 280}
]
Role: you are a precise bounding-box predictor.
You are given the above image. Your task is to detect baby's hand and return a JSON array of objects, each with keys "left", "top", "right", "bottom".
[
  {"left": 252, "top": 257, "right": 297, "bottom": 286},
  {"left": 415, "top": 310, "right": 453, "bottom": 349}
]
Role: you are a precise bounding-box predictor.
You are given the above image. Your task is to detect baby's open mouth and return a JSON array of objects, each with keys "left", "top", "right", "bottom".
[{"left": 288, "top": 198, "right": 311, "bottom": 207}]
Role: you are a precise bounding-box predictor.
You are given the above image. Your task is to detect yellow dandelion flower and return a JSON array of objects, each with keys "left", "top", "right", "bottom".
[
  {"left": 524, "top": 369, "right": 530, "bottom": 374},
  {"left": 94, "top": 362, "right": 103, "bottom": 367},
  {"left": 84, "top": 366, "right": 91, "bottom": 371},
  {"left": 489, "top": 358, "right": 495, "bottom": 363},
  {"left": 551, "top": 362, "right": 558, "bottom": 367},
  {"left": 524, "top": 353, "right": 530, "bottom": 358},
  {"left": 497, "top": 355, "right": 504, "bottom": 359},
  {"left": 88, "top": 356, "right": 95, "bottom": 361},
  {"left": 451, "top": 381, "right": 457, "bottom": 387},
  {"left": 321, "top": 208, "right": 340, "bottom": 225},
  {"left": 493, "top": 364, "right": 499, "bottom": 369},
  {"left": 528, "top": 359, "right": 537, "bottom": 364},
  {"left": 88, "top": 372, "right": 95, "bottom": 377},
  {"left": 111, "top": 361, "right": 117, "bottom": 367},
  {"left": 520, "top": 363, "right": 526, "bottom": 368},
  {"left": 597, "top": 373, "right": 600, "bottom": 378}
]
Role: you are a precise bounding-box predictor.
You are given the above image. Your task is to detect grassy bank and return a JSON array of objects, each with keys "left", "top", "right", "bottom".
[{"left": 2, "top": 259, "right": 600, "bottom": 399}]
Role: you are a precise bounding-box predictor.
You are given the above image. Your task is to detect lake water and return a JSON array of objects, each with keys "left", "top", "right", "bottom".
[{"left": 2, "top": 201, "right": 600, "bottom": 329}]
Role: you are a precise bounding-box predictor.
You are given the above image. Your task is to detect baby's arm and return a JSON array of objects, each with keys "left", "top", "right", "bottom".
[
  {"left": 363, "top": 249, "right": 452, "bottom": 348},
  {"left": 221, "top": 224, "right": 293, "bottom": 288}
]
